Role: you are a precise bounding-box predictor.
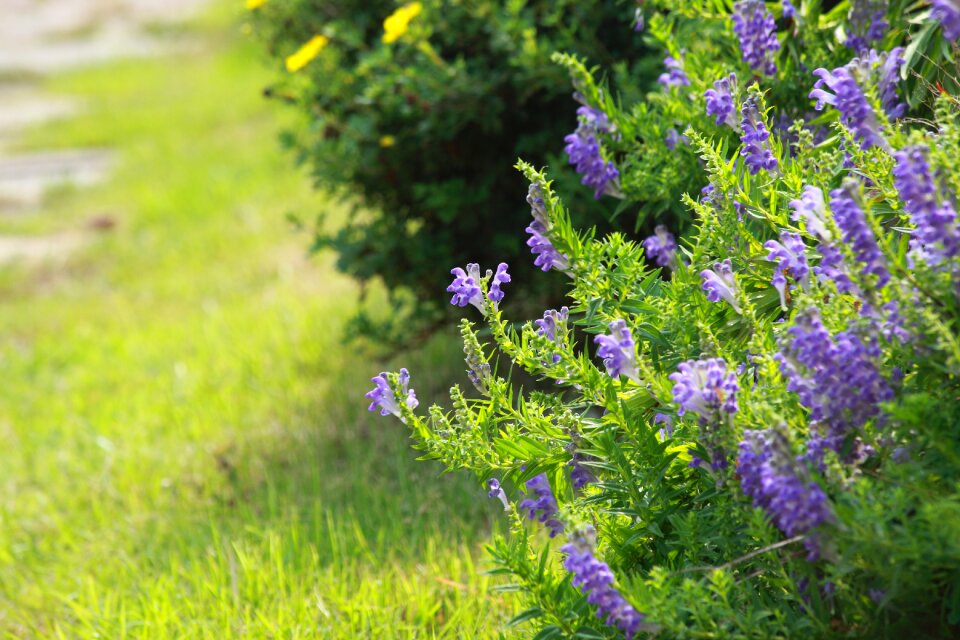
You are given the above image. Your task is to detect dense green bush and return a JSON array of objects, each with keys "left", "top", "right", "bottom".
[
  {"left": 368, "top": 0, "right": 960, "bottom": 637},
  {"left": 248, "top": 0, "right": 657, "bottom": 340}
]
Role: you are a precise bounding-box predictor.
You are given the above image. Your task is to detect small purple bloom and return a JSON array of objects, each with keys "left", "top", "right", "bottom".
[
  {"left": 765, "top": 231, "right": 810, "bottom": 288},
  {"left": 365, "top": 368, "right": 419, "bottom": 419},
  {"left": 845, "top": 0, "right": 888, "bottom": 52},
  {"left": 664, "top": 127, "right": 688, "bottom": 150},
  {"left": 740, "top": 97, "right": 780, "bottom": 175},
  {"left": 932, "top": 0, "right": 960, "bottom": 40},
  {"left": 642, "top": 225, "right": 677, "bottom": 267},
  {"left": 654, "top": 413, "right": 674, "bottom": 439},
  {"left": 814, "top": 242, "right": 858, "bottom": 294},
  {"left": 700, "top": 259, "right": 742, "bottom": 313},
  {"left": 488, "top": 263, "right": 511, "bottom": 302},
  {"left": 790, "top": 185, "right": 832, "bottom": 241},
  {"left": 564, "top": 106, "right": 620, "bottom": 199},
  {"left": 705, "top": 73, "right": 738, "bottom": 128},
  {"left": 519, "top": 474, "right": 564, "bottom": 537},
  {"left": 562, "top": 527, "right": 647, "bottom": 639},
  {"left": 536, "top": 307, "right": 569, "bottom": 365},
  {"left": 733, "top": 0, "right": 780, "bottom": 75},
  {"left": 669, "top": 357, "right": 740, "bottom": 418},
  {"left": 594, "top": 319, "right": 640, "bottom": 382},
  {"left": 810, "top": 64, "right": 888, "bottom": 151},
  {"left": 658, "top": 55, "right": 691, "bottom": 88},
  {"left": 830, "top": 183, "right": 890, "bottom": 288},
  {"left": 447, "top": 263, "right": 483, "bottom": 311},
  {"left": 892, "top": 144, "right": 960, "bottom": 264},
  {"left": 487, "top": 478, "right": 510, "bottom": 511},
  {"left": 875, "top": 48, "right": 906, "bottom": 119},
  {"left": 783, "top": 0, "right": 796, "bottom": 19}
]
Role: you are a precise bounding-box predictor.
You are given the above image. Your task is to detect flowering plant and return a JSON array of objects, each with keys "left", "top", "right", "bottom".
[{"left": 367, "top": 1, "right": 960, "bottom": 637}]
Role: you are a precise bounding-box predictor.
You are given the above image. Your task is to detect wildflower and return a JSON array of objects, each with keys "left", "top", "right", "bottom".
[
  {"left": 765, "top": 231, "right": 810, "bottom": 308},
  {"left": 814, "top": 242, "right": 858, "bottom": 294},
  {"left": 526, "top": 212, "right": 570, "bottom": 273},
  {"left": 365, "top": 368, "right": 418, "bottom": 419},
  {"left": 634, "top": 7, "right": 645, "bottom": 32},
  {"left": 738, "top": 428, "right": 833, "bottom": 559},
  {"left": 382, "top": 2, "right": 422, "bottom": 44},
  {"left": 594, "top": 320, "right": 640, "bottom": 382},
  {"left": 285, "top": 35, "right": 329, "bottom": 72},
  {"left": 845, "top": 0, "right": 888, "bottom": 52},
  {"left": 732, "top": 0, "right": 780, "bottom": 75},
  {"left": 892, "top": 145, "right": 960, "bottom": 263},
  {"left": 519, "top": 474, "right": 564, "bottom": 537},
  {"left": 658, "top": 55, "right": 691, "bottom": 88},
  {"left": 932, "top": 0, "right": 960, "bottom": 40},
  {"left": 775, "top": 308, "right": 893, "bottom": 462},
  {"left": 669, "top": 358, "right": 740, "bottom": 419},
  {"left": 705, "top": 73, "right": 738, "bottom": 128},
  {"left": 830, "top": 182, "right": 890, "bottom": 288},
  {"left": 447, "top": 263, "right": 483, "bottom": 311},
  {"left": 536, "top": 307, "right": 569, "bottom": 365},
  {"left": 700, "top": 259, "right": 742, "bottom": 313},
  {"left": 740, "top": 98, "right": 779, "bottom": 175},
  {"left": 790, "top": 185, "right": 832, "bottom": 241},
  {"left": 488, "top": 263, "right": 511, "bottom": 302},
  {"left": 562, "top": 527, "right": 647, "bottom": 639},
  {"left": 245, "top": 0, "right": 266, "bottom": 9},
  {"left": 487, "top": 479, "right": 510, "bottom": 511},
  {"left": 642, "top": 225, "right": 677, "bottom": 267},
  {"left": 654, "top": 413, "right": 674, "bottom": 439},
  {"left": 875, "top": 48, "right": 906, "bottom": 119},
  {"left": 783, "top": 0, "right": 797, "bottom": 19},
  {"left": 569, "top": 454, "right": 593, "bottom": 489},
  {"left": 564, "top": 107, "right": 620, "bottom": 199},
  {"left": 664, "top": 128, "right": 688, "bottom": 150},
  {"left": 810, "top": 63, "right": 888, "bottom": 151}
]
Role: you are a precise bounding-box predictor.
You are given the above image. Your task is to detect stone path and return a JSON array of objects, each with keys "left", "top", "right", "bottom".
[{"left": 0, "top": 0, "right": 206, "bottom": 263}]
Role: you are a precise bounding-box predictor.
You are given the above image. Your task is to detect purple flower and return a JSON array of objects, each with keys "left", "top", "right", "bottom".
[
  {"left": 525, "top": 183, "right": 570, "bottom": 272},
  {"left": 765, "top": 231, "right": 810, "bottom": 291},
  {"left": 642, "top": 225, "right": 677, "bottom": 267},
  {"left": 783, "top": 0, "right": 797, "bottom": 19},
  {"left": 519, "top": 474, "right": 564, "bottom": 537},
  {"left": 488, "top": 263, "right": 511, "bottom": 302},
  {"left": 658, "top": 55, "right": 691, "bottom": 88},
  {"left": 830, "top": 183, "right": 890, "bottom": 288},
  {"left": 569, "top": 452, "right": 594, "bottom": 489},
  {"left": 562, "top": 528, "right": 647, "bottom": 639},
  {"left": 733, "top": 0, "right": 780, "bottom": 75},
  {"left": 740, "top": 98, "right": 779, "bottom": 175},
  {"left": 814, "top": 242, "right": 858, "bottom": 294},
  {"left": 669, "top": 358, "right": 740, "bottom": 419},
  {"left": 932, "top": 0, "right": 960, "bottom": 40},
  {"left": 892, "top": 145, "right": 960, "bottom": 264},
  {"left": 700, "top": 259, "right": 742, "bottom": 313},
  {"left": 790, "top": 185, "right": 832, "bottom": 241},
  {"left": 536, "top": 307, "right": 569, "bottom": 364},
  {"left": 738, "top": 428, "right": 833, "bottom": 558},
  {"left": 705, "top": 73, "right": 738, "bottom": 128},
  {"left": 447, "top": 263, "right": 483, "bottom": 311},
  {"left": 775, "top": 308, "right": 893, "bottom": 462},
  {"left": 365, "top": 368, "right": 418, "bottom": 419},
  {"left": 845, "top": 0, "right": 888, "bottom": 52},
  {"left": 654, "top": 413, "right": 674, "bottom": 439},
  {"left": 875, "top": 48, "right": 906, "bottom": 119},
  {"left": 664, "top": 127, "right": 688, "bottom": 150},
  {"left": 594, "top": 319, "right": 640, "bottom": 382},
  {"left": 564, "top": 106, "right": 620, "bottom": 199},
  {"left": 487, "top": 478, "right": 510, "bottom": 511},
  {"left": 634, "top": 7, "right": 645, "bottom": 32},
  {"left": 810, "top": 64, "right": 888, "bottom": 151}
]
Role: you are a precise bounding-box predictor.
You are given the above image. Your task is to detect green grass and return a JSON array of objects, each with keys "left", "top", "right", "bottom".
[{"left": 0, "top": 6, "right": 514, "bottom": 638}]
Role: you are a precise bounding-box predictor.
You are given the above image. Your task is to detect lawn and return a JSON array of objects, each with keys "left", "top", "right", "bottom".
[{"left": 0, "top": 4, "right": 514, "bottom": 637}]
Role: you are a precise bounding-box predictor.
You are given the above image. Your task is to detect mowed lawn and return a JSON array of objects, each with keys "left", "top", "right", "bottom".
[{"left": 0, "top": 6, "right": 514, "bottom": 638}]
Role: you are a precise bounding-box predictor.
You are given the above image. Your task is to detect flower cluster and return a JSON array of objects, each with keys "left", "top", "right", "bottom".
[
  {"left": 642, "top": 225, "right": 677, "bottom": 267},
  {"left": 448, "top": 263, "right": 511, "bottom": 313},
  {"left": 932, "top": 0, "right": 960, "bottom": 40},
  {"left": 829, "top": 183, "right": 890, "bottom": 288},
  {"left": 595, "top": 319, "right": 640, "bottom": 382},
  {"left": 844, "top": 0, "right": 888, "bottom": 52},
  {"left": 526, "top": 183, "right": 570, "bottom": 272},
  {"left": 535, "top": 306, "right": 569, "bottom": 365},
  {"left": 365, "top": 368, "right": 418, "bottom": 419},
  {"left": 738, "top": 428, "right": 833, "bottom": 558},
  {"left": 810, "top": 64, "right": 887, "bottom": 151},
  {"left": 739, "top": 98, "right": 779, "bottom": 175},
  {"left": 670, "top": 358, "right": 740, "bottom": 420},
  {"left": 562, "top": 528, "right": 647, "bottom": 639},
  {"left": 765, "top": 231, "right": 810, "bottom": 309},
  {"left": 700, "top": 259, "right": 742, "bottom": 313},
  {"left": 519, "top": 474, "right": 564, "bottom": 537},
  {"left": 732, "top": 0, "right": 780, "bottom": 75},
  {"left": 892, "top": 145, "right": 960, "bottom": 264},
  {"left": 705, "top": 73, "right": 738, "bottom": 128},
  {"left": 564, "top": 106, "right": 620, "bottom": 199},
  {"left": 658, "top": 55, "right": 690, "bottom": 88}
]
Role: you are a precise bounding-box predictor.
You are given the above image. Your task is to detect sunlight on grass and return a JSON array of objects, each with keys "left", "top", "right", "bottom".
[{"left": 0, "top": 5, "right": 515, "bottom": 637}]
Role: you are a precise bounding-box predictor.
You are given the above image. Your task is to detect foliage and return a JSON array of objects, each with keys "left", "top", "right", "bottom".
[
  {"left": 248, "top": 0, "right": 655, "bottom": 341},
  {"left": 369, "top": 1, "right": 960, "bottom": 637}
]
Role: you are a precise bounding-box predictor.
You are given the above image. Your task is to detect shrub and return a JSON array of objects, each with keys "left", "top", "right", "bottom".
[
  {"left": 248, "top": 0, "right": 657, "bottom": 340},
  {"left": 367, "top": 0, "right": 960, "bottom": 637}
]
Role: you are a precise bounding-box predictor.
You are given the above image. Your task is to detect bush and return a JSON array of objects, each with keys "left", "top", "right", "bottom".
[
  {"left": 249, "top": 0, "right": 657, "bottom": 340},
  {"left": 367, "top": 0, "right": 960, "bottom": 637}
]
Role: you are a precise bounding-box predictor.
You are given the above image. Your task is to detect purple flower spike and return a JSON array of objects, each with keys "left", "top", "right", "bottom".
[
  {"left": 830, "top": 183, "right": 890, "bottom": 288},
  {"left": 892, "top": 145, "right": 960, "bottom": 264},
  {"left": 933, "top": 0, "right": 960, "bottom": 40},
  {"left": 765, "top": 231, "right": 810, "bottom": 289},
  {"left": 642, "top": 225, "right": 677, "bottom": 267},
  {"left": 562, "top": 528, "right": 647, "bottom": 639},
  {"left": 875, "top": 48, "right": 906, "bottom": 119},
  {"left": 790, "top": 185, "right": 832, "bottom": 241},
  {"left": 447, "top": 263, "right": 484, "bottom": 311},
  {"left": 519, "top": 474, "right": 564, "bottom": 537},
  {"left": 669, "top": 358, "right": 740, "bottom": 419},
  {"left": 525, "top": 183, "right": 570, "bottom": 273},
  {"left": 814, "top": 242, "right": 858, "bottom": 294},
  {"left": 733, "top": 0, "right": 780, "bottom": 75},
  {"left": 738, "top": 428, "right": 833, "bottom": 559},
  {"left": 845, "top": 0, "right": 888, "bottom": 52},
  {"left": 365, "top": 368, "right": 419, "bottom": 419},
  {"left": 564, "top": 106, "right": 620, "bottom": 199},
  {"left": 594, "top": 319, "right": 640, "bottom": 382},
  {"left": 809, "top": 64, "right": 888, "bottom": 151},
  {"left": 700, "top": 259, "right": 742, "bottom": 313},
  {"left": 487, "top": 478, "right": 510, "bottom": 511},
  {"left": 740, "top": 98, "right": 779, "bottom": 175},
  {"left": 658, "top": 55, "right": 691, "bottom": 88},
  {"left": 705, "top": 73, "right": 738, "bottom": 128},
  {"left": 488, "top": 263, "right": 511, "bottom": 302}
]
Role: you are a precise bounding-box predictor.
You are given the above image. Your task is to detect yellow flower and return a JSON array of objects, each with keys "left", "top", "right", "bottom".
[
  {"left": 382, "top": 2, "right": 423, "bottom": 44},
  {"left": 285, "top": 35, "right": 328, "bottom": 72},
  {"left": 379, "top": 135, "right": 396, "bottom": 148},
  {"left": 245, "top": 0, "right": 266, "bottom": 9}
]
